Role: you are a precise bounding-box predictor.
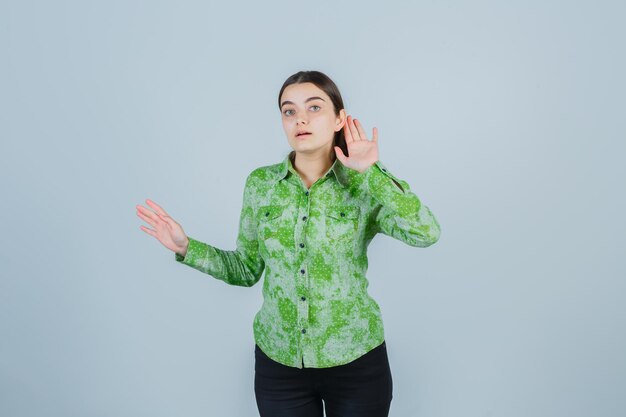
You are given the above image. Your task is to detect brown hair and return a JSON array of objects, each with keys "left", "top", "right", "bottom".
[{"left": 277, "top": 70, "right": 348, "bottom": 158}]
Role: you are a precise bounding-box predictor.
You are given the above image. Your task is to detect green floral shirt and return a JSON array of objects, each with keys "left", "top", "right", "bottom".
[{"left": 175, "top": 151, "right": 441, "bottom": 368}]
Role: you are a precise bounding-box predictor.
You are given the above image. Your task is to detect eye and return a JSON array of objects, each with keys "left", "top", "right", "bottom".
[{"left": 283, "top": 105, "right": 320, "bottom": 116}]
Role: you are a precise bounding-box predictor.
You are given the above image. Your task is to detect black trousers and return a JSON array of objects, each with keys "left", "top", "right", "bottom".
[{"left": 254, "top": 341, "right": 393, "bottom": 417}]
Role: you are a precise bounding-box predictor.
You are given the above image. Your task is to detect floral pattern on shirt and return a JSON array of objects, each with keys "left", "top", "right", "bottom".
[{"left": 175, "top": 150, "right": 441, "bottom": 368}]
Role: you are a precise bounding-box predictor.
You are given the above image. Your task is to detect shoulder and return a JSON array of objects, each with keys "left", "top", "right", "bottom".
[
  {"left": 247, "top": 163, "right": 281, "bottom": 182},
  {"left": 245, "top": 161, "right": 282, "bottom": 186}
]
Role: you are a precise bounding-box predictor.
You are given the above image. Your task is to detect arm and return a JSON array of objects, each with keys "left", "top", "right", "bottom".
[
  {"left": 362, "top": 161, "right": 441, "bottom": 247},
  {"left": 174, "top": 173, "right": 265, "bottom": 287}
]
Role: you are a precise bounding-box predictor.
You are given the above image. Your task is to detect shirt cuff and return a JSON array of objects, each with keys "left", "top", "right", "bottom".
[{"left": 175, "top": 236, "right": 205, "bottom": 265}]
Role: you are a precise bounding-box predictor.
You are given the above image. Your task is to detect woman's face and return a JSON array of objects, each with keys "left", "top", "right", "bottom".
[{"left": 280, "top": 82, "right": 346, "bottom": 157}]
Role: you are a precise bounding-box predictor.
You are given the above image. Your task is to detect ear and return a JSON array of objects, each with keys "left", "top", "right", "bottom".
[{"left": 335, "top": 109, "right": 347, "bottom": 132}]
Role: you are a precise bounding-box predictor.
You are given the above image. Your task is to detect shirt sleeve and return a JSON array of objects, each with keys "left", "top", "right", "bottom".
[
  {"left": 174, "top": 173, "right": 265, "bottom": 287},
  {"left": 362, "top": 160, "right": 441, "bottom": 247}
]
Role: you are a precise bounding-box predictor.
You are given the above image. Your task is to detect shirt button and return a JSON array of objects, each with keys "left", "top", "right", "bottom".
[
  {"left": 299, "top": 243, "right": 305, "bottom": 248},
  {"left": 302, "top": 216, "right": 307, "bottom": 221},
  {"left": 301, "top": 296, "right": 306, "bottom": 301},
  {"left": 300, "top": 269, "right": 305, "bottom": 274},
  {"left": 265, "top": 212, "right": 269, "bottom": 216},
  {"left": 305, "top": 191, "right": 309, "bottom": 196},
  {"left": 340, "top": 212, "right": 345, "bottom": 217},
  {"left": 301, "top": 329, "right": 306, "bottom": 334}
]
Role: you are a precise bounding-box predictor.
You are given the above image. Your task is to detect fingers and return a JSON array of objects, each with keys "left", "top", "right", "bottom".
[
  {"left": 143, "top": 199, "right": 175, "bottom": 226},
  {"left": 372, "top": 126, "right": 378, "bottom": 142},
  {"left": 353, "top": 118, "right": 369, "bottom": 141},
  {"left": 136, "top": 202, "right": 173, "bottom": 231},
  {"left": 343, "top": 116, "right": 354, "bottom": 144},
  {"left": 136, "top": 206, "right": 160, "bottom": 228},
  {"left": 145, "top": 199, "right": 170, "bottom": 218},
  {"left": 139, "top": 225, "right": 157, "bottom": 237},
  {"left": 344, "top": 115, "right": 373, "bottom": 142},
  {"left": 346, "top": 115, "right": 361, "bottom": 141},
  {"left": 334, "top": 146, "right": 346, "bottom": 163}
]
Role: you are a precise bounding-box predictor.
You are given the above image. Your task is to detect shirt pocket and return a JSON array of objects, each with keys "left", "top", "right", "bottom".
[
  {"left": 325, "top": 205, "right": 360, "bottom": 242},
  {"left": 257, "top": 204, "right": 286, "bottom": 241}
]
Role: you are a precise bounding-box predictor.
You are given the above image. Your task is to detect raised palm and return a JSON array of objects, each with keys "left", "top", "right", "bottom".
[
  {"left": 334, "top": 115, "right": 379, "bottom": 173},
  {"left": 136, "top": 199, "right": 189, "bottom": 255}
]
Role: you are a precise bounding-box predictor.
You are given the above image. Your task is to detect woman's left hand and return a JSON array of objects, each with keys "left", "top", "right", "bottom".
[{"left": 334, "top": 115, "right": 379, "bottom": 173}]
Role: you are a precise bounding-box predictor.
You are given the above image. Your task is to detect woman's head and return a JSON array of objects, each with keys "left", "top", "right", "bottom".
[{"left": 278, "top": 70, "right": 347, "bottom": 160}]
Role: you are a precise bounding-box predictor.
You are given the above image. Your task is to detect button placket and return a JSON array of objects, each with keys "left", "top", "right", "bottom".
[
  {"left": 296, "top": 187, "right": 311, "bottom": 353},
  {"left": 298, "top": 188, "right": 310, "bottom": 253}
]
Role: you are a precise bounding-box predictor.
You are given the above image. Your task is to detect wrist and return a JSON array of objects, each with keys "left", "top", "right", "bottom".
[
  {"left": 358, "top": 160, "right": 379, "bottom": 174},
  {"left": 177, "top": 237, "right": 190, "bottom": 257}
]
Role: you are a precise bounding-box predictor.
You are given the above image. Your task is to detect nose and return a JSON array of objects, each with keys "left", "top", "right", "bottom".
[{"left": 296, "top": 113, "right": 308, "bottom": 125}]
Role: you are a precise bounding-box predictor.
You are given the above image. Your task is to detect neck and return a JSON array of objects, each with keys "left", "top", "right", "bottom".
[{"left": 291, "top": 149, "right": 335, "bottom": 186}]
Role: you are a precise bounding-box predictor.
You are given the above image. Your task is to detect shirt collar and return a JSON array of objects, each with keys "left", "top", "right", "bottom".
[{"left": 274, "top": 150, "right": 349, "bottom": 188}]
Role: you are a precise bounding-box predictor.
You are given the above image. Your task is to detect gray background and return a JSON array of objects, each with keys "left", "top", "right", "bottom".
[{"left": 2, "top": 1, "right": 625, "bottom": 416}]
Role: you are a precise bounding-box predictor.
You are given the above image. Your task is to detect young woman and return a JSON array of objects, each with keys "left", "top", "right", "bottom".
[{"left": 136, "top": 70, "right": 441, "bottom": 417}]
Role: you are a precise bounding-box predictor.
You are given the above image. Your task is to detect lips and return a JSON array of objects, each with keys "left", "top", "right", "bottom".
[{"left": 297, "top": 132, "right": 312, "bottom": 137}]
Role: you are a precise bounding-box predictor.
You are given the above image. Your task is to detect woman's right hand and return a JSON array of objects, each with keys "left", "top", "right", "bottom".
[{"left": 136, "top": 199, "right": 190, "bottom": 257}]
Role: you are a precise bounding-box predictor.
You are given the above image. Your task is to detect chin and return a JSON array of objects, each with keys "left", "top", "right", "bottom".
[
  {"left": 288, "top": 138, "right": 332, "bottom": 155},
  {"left": 291, "top": 141, "right": 314, "bottom": 151}
]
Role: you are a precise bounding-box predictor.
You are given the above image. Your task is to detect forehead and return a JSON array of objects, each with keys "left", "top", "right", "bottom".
[{"left": 281, "top": 82, "right": 329, "bottom": 103}]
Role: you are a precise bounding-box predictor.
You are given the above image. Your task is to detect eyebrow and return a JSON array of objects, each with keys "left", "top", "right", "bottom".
[{"left": 280, "top": 96, "right": 326, "bottom": 108}]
